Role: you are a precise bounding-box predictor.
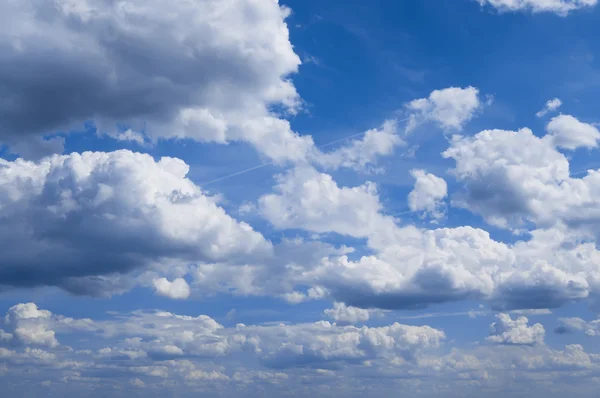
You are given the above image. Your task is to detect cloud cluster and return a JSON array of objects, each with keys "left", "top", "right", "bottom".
[{"left": 2, "top": 303, "right": 600, "bottom": 397}]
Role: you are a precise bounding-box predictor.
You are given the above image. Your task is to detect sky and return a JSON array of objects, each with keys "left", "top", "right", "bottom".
[{"left": 2, "top": 0, "right": 600, "bottom": 396}]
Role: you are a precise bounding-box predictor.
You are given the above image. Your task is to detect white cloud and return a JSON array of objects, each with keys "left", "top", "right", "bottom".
[
  {"left": 0, "top": 150, "right": 271, "bottom": 294},
  {"left": 153, "top": 278, "right": 191, "bottom": 300},
  {"left": 258, "top": 166, "right": 395, "bottom": 238},
  {"left": 3, "top": 303, "right": 58, "bottom": 348},
  {"left": 487, "top": 313, "right": 545, "bottom": 345},
  {"left": 546, "top": 114, "right": 600, "bottom": 150},
  {"left": 536, "top": 98, "right": 563, "bottom": 117},
  {"left": 324, "top": 302, "right": 379, "bottom": 324},
  {"left": 257, "top": 158, "right": 598, "bottom": 311},
  {"left": 476, "top": 0, "right": 598, "bottom": 16},
  {"left": 443, "top": 124, "right": 600, "bottom": 235},
  {"left": 406, "top": 87, "right": 481, "bottom": 132},
  {"left": 408, "top": 170, "right": 448, "bottom": 220},
  {"left": 314, "top": 120, "right": 404, "bottom": 172},
  {"left": 0, "top": 0, "right": 312, "bottom": 162}
]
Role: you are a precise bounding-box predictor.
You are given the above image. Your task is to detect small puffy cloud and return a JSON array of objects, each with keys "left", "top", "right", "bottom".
[
  {"left": 406, "top": 86, "right": 481, "bottom": 132},
  {"left": 324, "top": 302, "right": 377, "bottom": 324},
  {"left": 408, "top": 170, "right": 448, "bottom": 220},
  {"left": 476, "top": 0, "right": 598, "bottom": 16},
  {"left": 487, "top": 313, "right": 545, "bottom": 345},
  {"left": 314, "top": 120, "right": 404, "bottom": 172},
  {"left": 130, "top": 378, "right": 145, "bottom": 388},
  {"left": 536, "top": 98, "right": 562, "bottom": 117},
  {"left": 546, "top": 114, "right": 600, "bottom": 150},
  {"left": 153, "top": 278, "right": 191, "bottom": 300}
]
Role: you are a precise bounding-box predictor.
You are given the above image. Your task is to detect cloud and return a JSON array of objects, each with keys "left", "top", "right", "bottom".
[
  {"left": 324, "top": 302, "right": 380, "bottom": 325},
  {"left": 257, "top": 161, "right": 598, "bottom": 311},
  {"left": 443, "top": 122, "right": 600, "bottom": 236},
  {"left": 536, "top": 98, "right": 563, "bottom": 117},
  {"left": 2, "top": 303, "right": 600, "bottom": 397},
  {"left": 408, "top": 170, "right": 448, "bottom": 220},
  {"left": 258, "top": 166, "right": 395, "bottom": 238},
  {"left": 556, "top": 317, "right": 600, "bottom": 336},
  {"left": 486, "top": 313, "right": 545, "bottom": 345},
  {"left": 406, "top": 87, "right": 481, "bottom": 132},
  {"left": 476, "top": 0, "right": 598, "bottom": 16},
  {"left": 546, "top": 114, "right": 600, "bottom": 150},
  {"left": 314, "top": 120, "right": 404, "bottom": 172},
  {"left": 0, "top": 0, "right": 314, "bottom": 162},
  {"left": 153, "top": 278, "right": 191, "bottom": 300},
  {"left": 0, "top": 150, "right": 271, "bottom": 294},
  {"left": 3, "top": 303, "right": 58, "bottom": 348}
]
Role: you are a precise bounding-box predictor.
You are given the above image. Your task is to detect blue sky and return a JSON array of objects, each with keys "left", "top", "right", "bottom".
[{"left": 2, "top": 0, "right": 600, "bottom": 397}]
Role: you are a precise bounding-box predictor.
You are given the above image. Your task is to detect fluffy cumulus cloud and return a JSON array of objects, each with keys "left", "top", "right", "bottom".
[
  {"left": 546, "top": 114, "right": 600, "bottom": 150},
  {"left": 406, "top": 86, "right": 481, "bottom": 132},
  {"left": 0, "top": 150, "right": 271, "bottom": 294},
  {"left": 408, "top": 170, "right": 448, "bottom": 220},
  {"left": 487, "top": 313, "right": 545, "bottom": 345},
  {"left": 476, "top": 0, "right": 598, "bottom": 15},
  {"left": 2, "top": 303, "right": 57, "bottom": 347},
  {"left": 443, "top": 120, "right": 600, "bottom": 235},
  {"left": 0, "top": 0, "right": 315, "bottom": 162},
  {"left": 253, "top": 155, "right": 600, "bottom": 311},
  {"left": 152, "top": 278, "right": 191, "bottom": 300},
  {"left": 537, "top": 98, "right": 563, "bottom": 117}
]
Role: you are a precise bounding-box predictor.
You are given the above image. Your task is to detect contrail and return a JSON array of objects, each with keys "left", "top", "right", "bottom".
[{"left": 201, "top": 116, "right": 412, "bottom": 187}]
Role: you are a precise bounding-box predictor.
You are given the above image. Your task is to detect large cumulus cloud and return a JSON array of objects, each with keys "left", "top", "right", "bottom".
[
  {"left": 0, "top": 150, "right": 271, "bottom": 294},
  {"left": 0, "top": 0, "right": 313, "bottom": 161}
]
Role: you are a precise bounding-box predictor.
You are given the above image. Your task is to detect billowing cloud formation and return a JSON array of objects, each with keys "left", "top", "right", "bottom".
[
  {"left": 259, "top": 163, "right": 597, "bottom": 311},
  {"left": 406, "top": 86, "right": 481, "bottom": 132},
  {"left": 408, "top": 170, "right": 448, "bottom": 220},
  {"left": 476, "top": 0, "right": 598, "bottom": 16},
  {"left": 2, "top": 303, "right": 57, "bottom": 347},
  {"left": 443, "top": 120, "right": 600, "bottom": 234},
  {"left": 536, "top": 98, "right": 563, "bottom": 117},
  {"left": 0, "top": 150, "right": 271, "bottom": 294},
  {"left": 0, "top": 0, "right": 314, "bottom": 161},
  {"left": 487, "top": 313, "right": 545, "bottom": 345}
]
